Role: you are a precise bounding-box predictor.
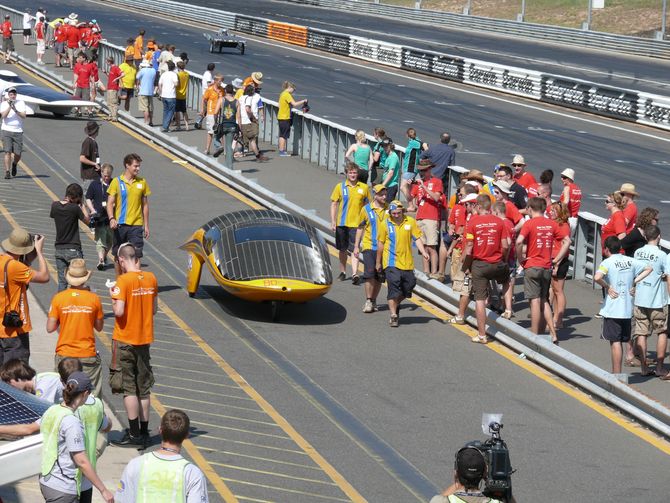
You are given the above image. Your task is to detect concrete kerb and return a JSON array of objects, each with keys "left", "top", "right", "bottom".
[{"left": 12, "top": 53, "right": 670, "bottom": 440}]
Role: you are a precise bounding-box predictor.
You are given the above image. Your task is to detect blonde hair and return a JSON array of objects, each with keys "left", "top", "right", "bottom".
[
  {"left": 551, "top": 202, "right": 569, "bottom": 224},
  {"left": 282, "top": 81, "right": 295, "bottom": 90},
  {"left": 608, "top": 191, "right": 626, "bottom": 211},
  {"left": 355, "top": 130, "right": 366, "bottom": 143},
  {"left": 101, "top": 163, "right": 114, "bottom": 175}
]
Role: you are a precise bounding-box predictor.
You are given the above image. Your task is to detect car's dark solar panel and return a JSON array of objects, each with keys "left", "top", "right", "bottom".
[{"left": 0, "top": 381, "right": 51, "bottom": 425}]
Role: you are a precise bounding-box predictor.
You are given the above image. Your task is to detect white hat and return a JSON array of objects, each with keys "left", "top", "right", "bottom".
[
  {"left": 560, "top": 168, "right": 575, "bottom": 181},
  {"left": 231, "top": 78, "right": 243, "bottom": 89},
  {"left": 512, "top": 154, "right": 526, "bottom": 166},
  {"left": 461, "top": 193, "right": 479, "bottom": 203},
  {"left": 493, "top": 180, "right": 514, "bottom": 195}
]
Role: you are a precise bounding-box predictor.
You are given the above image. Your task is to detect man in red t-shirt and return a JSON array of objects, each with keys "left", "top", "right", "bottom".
[
  {"left": 492, "top": 180, "right": 523, "bottom": 230},
  {"left": 104, "top": 56, "right": 123, "bottom": 121},
  {"left": 65, "top": 21, "right": 81, "bottom": 69},
  {"left": 464, "top": 195, "right": 510, "bottom": 344},
  {"left": 559, "top": 168, "right": 581, "bottom": 231},
  {"left": 35, "top": 17, "right": 46, "bottom": 64},
  {"left": 54, "top": 22, "right": 67, "bottom": 67},
  {"left": 447, "top": 190, "right": 477, "bottom": 325},
  {"left": 517, "top": 197, "right": 571, "bottom": 340},
  {"left": 409, "top": 160, "right": 443, "bottom": 278},
  {"left": 1, "top": 15, "right": 14, "bottom": 64},
  {"left": 73, "top": 53, "right": 94, "bottom": 115},
  {"left": 511, "top": 154, "right": 537, "bottom": 190},
  {"left": 619, "top": 182, "right": 638, "bottom": 234}
]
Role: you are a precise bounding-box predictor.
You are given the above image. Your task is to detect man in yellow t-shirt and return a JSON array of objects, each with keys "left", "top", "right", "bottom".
[
  {"left": 106, "top": 153, "right": 151, "bottom": 275},
  {"left": 330, "top": 162, "right": 370, "bottom": 284},
  {"left": 376, "top": 200, "right": 429, "bottom": 327},
  {"left": 277, "top": 81, "right": 307, "bottom": 157},
  {"left": 175, "top": 60, "right": 190, "bottom": 131},
  {"left": 118, "top": 57, "right": 137, "bottom": 112}
]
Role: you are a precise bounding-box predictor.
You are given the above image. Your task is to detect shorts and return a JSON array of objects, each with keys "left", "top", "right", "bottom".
[
  {"left": 2, "top": 131, "right": 23, "bottom": 155},
  {"left": 40, "top": 484, "right": 78, "bottom": 503},
  {"left": 74, "top": 87, "right": 90, "bottom": 99},
  {"left": 138, "top": 95, "right": 153, "bottom": 112},
  {"left": 112, "top": 224, "right": 145, "bottom": 258},
  {"left": 553, "top": 257, "right": 569, "bottom": 280},
  {"left": 633, "top": 305, "right": 668, "bottom": 337},
  {"left": 55, "top": 41, "right": 65, "bottom": 54},
  {"left": 95, "top": 224, "right": 113, "bottom": 252},
  {"left": 401, "top": 172, "right": 416, "bottom": 181},
  {"left": 36, "top": 39, "right": 46, "bottom": 55},
  {"left": 417, "top": 219, "right": 439, "bottom": 246},
  {"left": 175, "top": 98, "right": 187, "bottom": 113},
  {"left": 66, "top": 46, "right": 77, "bottom": 61},
  {"left": 386, "top": 185, "right": 398, "bottom": 203},
  {"left": 206, "top": 114, "right": 216, "bottom": 134},
  {"left": 241, "top": 122, "right": 259, "bottom": 142},
  {"left": 116, "top": 342, "right": 154, "bottom": 397},
  {"left": 362, "top": 249, "right": 381, "bottom": 281},
  {"left": 278, "top": 119, "right": 292, "bottom": 139},
  {"left": 55, "top": 353, "right": 102, "bottom": 399},
  {"left": 335, "top": 226, "right": 356, "bottom": 252},
  {"left": 385, "top": 267, "right": 416, "bottom": 300},
  {"left": 23, "top": 28, "right": 31, "bottom": 37},
  {"left": 2, "top": 37, "right": 14, "bottom": 53},
  {"left": 524, "top": 267, "right": 551, "bottom": 300},
  {"left": 450, "top": 248, "right": 470, "bottom": 295},
  {"left": 471, "top": 260, "right": 509, "bottom": 301},
  {"left": 121, "top": 87, "right": 134, "bottom": 99},
  {"left": 602, "top": 317, "right": 631, "bottom": 343},
  {"left": 357, "top": 168, "right": 369, "bottom": 184}
]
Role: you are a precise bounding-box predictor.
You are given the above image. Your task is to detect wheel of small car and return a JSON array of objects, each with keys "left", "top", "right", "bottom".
[
  {"left": 209, "top": 42, "right": 214, "bottom": 53},
  {"left": 240, "top": 43, "right": 245, "bottom": 55}
]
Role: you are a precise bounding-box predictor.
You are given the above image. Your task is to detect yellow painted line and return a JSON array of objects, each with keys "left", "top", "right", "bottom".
[
  {"left": 198, "top": 448, "right": 323, "bottom": 471},
  {"left": 220, "top": 478, "right": 350, "bottom": 502},
  {"left": 197, "top": 434, "right": 308, "bottom": 456},
  {"left": 159, "top": 300, "right": 367, "bottom": 502},
  {"left": 209, "top": 462, "right": 337, "bottom": 486}
]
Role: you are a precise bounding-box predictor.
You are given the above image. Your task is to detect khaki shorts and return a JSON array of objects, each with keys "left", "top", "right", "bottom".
[
  {"left": 417, "top": 219, "right": 439, "bottom": 246},
  {"left": 206, "top": 114, "right": 216, "bottom": 134},
  {"left": 138, "top": 95, "right": 153, "bottom": 112},
  {"left": 633, "top": 305, "right": 668, "bottom": 337},
  {"left": 450, "top": 248, "right": 470, "bottom": 295},
  {"left": 524, "top": 267, "right": 551, "bottom": 300},
  {"left": 471, "top": 260, "right": 509, "bottom": 301},
  {"left": 241, "top": 122, "right": 259, "bottom": 142},
  {"left": 113, "top": 342, "right": 154, "bottom": 398}
]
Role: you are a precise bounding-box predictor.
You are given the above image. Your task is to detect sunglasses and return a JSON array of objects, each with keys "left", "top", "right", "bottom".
[
  {"left": 511, "top": 163, "right": 523, "bottom": 167},
  {"left": 605, "top": 200, "right": 613, "bottom": 205}
]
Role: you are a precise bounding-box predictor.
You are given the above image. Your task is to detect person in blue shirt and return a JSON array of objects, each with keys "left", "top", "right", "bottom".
[
  {"left": 633, "top": 225, "right": 670, "bottom": 378},
  {"left": 594, "top": 236, "right": 651, "bottom": 375},
  {"left": 135, "top": 60, "right": 157, "bottom": 126}
]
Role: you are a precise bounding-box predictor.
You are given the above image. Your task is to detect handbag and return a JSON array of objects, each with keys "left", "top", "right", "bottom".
[{"left": 2, "top": 258, "right": 22, "bottom": 328}]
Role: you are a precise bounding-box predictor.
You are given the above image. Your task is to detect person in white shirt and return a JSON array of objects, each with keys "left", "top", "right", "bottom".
[
  {"left": 238, "top": 84, "right": 268, "bottom": 162},
  {"left": 22, "top": 9, "right": 33, "bottom": 45},
  {"left": 158, "top": 60, "right": 178, "bottom": 132},
  {"left": 0, "top": 87, "right": 26, "bottom": 179},
  {"left": 202, "top": 62, "right": 214, "bottom": 95}
]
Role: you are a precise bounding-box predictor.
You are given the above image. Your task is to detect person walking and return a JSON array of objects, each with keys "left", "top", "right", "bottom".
[
  {"left": 212, "top": 84, "right": 240, "bottom": 168},
  {"left": 135, "top": 59, "right": 156, "bottom": 126},
  {"left": 511, "top": 154, "right": 536, "bottom": 190},
  {"left": 103, "top": 56, "right": 122, "bottom": 121},
  {"left": 238, "top": 84, "right": 268, "bottom": 162},
  {"left": 46, "top": 259, "right": 104, "bottom": 398},
  {"left": 277, "top": 81, "right": 307, "bottom": 157},
  {"left": 200, "top": 74, "right": 223, "bottom": 155},
  {"left": 2, "top": 15, "right": 14, "bottom": 64},
  {"left": 79, "top": 121, "right": 100, "bottom": 185},
  {"left": 109, "top": 243, "right": 158, "bottom": 448},
  {"left": 158, "top": 60, "right": 178, "bottom": 132},
  {"left": 175, "top": 60, "right": 190, "bottom": 130},
  {"left": 85, "top": 163, "right": 114, "bottom": 270},
  {"left": 447, "top": 190, "right": 477, "bottom": 325},
  {"left": 345, "top": 129, "right": 372, "bottom": 184},
  {"left": 72, "top": 52, "right": 96, "bottom": 117},
  {"left": 1, "top": 87, "right": 26, "bottom": 179},
  {"left": 50, "top": 183, "right": 90, "bottom": 292}
]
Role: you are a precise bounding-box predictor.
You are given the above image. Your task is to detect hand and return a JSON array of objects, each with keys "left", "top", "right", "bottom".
[
  {"left": 607, "top": 287, "right": 619, "bottom": 299},
  {"left": 629, "top": 286, "right": 636, "bottom": 297},
  {"left": 109, "top": 218, "right": 118, "bottom": 230},
  {"left": 331, "top": 222, "right": 336, "bottom": 232},
  {"left": 95, "top": 163, "right": 101, "bottom": 172},
  {"left": 34, "top": 234, "right": 45, "bottom": 253},
  {"left": 144, "top": 225, "right": 150, "bottom": 239},
  {"left": 100, "top": 488, "right": 115, "bottom": 503},
  {"left": 375, "top": 262, "right": 382, "bottom": 272},
  {"left": 352, "top": 246, "right": 359, "bottom": 257},
  {"left": 422, "top": 250, "right": 430, "bottom": 260}
]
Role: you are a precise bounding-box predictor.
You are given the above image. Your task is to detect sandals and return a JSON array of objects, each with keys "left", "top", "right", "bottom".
[
  {"left": 471, "top": 335, "right": 491, "bottom": 344},
  {"left": 501, "top": 310, "right": 513, "bottom": 320},
  {"left": 448, "top": 316, "right": 465, "bottom": 325}
]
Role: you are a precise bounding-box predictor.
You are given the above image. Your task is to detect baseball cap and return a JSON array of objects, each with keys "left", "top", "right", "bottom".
[
  {"left": 5, "top": 87, "right": 17, "bottom": 94},
  {"left": 381, "top": 138, "right": 393, "bottom": 147},
  {"left": 373, "top": 184, "right": 387, "bottom": 193},
  {"left": 388, "top": 200, "right": 404, "bottom": 211},
  {"left": 560, "top": 168, "right": 575, "bottom": 181},
  {"left": 456, "top": 447, "right": 486, "bottom": 482},
  {"left": 461, "top": 193, "right": 479, "bottom": 203},
  {"left": 66, "top": 371, "right": 93, "bottom": 393}
]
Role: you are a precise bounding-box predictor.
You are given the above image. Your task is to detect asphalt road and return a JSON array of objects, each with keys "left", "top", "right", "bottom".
[{"left": 6, "top": 55, "right": 670, "bottom": 502}]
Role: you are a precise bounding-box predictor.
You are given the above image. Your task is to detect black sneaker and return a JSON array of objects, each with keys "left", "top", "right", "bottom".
[
  {"left": 337, "top": 272, "right": 346, "bottom": 281},
  {"left": 11, "top": 164, "right": 17, "bottom": 177},
  {"left": 97, "top": 261, "right": 105, "bottom": 271},
  {"left": 110, "top": 429, "right": 145, "bottom": 448},
  {"left": 352, "top": 274, "right": 360, "bottom": 286},
  {"left": 212, "top": 148, "right": 225, "bottom": 158}
]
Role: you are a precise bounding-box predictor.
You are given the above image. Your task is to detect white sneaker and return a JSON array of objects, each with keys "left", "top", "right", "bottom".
[{"left": 363, "top": 299, "right": 374, "bottom": 313}]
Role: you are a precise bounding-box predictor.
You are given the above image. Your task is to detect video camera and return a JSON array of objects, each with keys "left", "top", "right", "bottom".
[
  {"left": 463, "top": 414, "right": 514, "bottom": 501},
  {"left": 301, "top": 99, "right": 310, "bottom": 114}
]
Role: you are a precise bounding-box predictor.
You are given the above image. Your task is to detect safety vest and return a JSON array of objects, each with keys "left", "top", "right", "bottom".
[
  {"left": 136, "top": 452, "right": 190, "bottom": 503},
  {"left": 40, "top": 404, "right": 75, "bottom": 477},
  {"left": 75, "top": 396, "right": 104, "bottom": 492},
  {"left": 447, "top": 493, "right": 499, "bottom": 503}
]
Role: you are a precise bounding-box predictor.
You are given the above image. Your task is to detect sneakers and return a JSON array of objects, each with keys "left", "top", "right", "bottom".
[
  {"left": 110, "top": 429, "right": 145, "bottom": 448},
  {"left": 471, "top": 335, "right": 492, "bottom": 344},
  {"left": 278, "top": 151, "right": 291, "bottom": 157},
  {"left": 363, "top": 299, "right": 374, "bottom": 313},
  {"left": 501, "top": 310, "right": 513, "bottom": 320},
  {"left": 11, "top": 163, "right": 17, "bottom": 177},
  {"left": 372, "top": 301, "right": 378, "bottom": 312},
  {"left": 448, "top": 316, "right": 465, "bottom": 325},
  {"left": 212, "top": 148, "right": 225, "bottom": 158},
  {"left": 352, "top": 274, "right": 360, "bottom": 286},
  {"left": 337, "top": 272, "right": 346, "bottom": 281},
  {"left": 389, "top": 314, "right": 399, "bottom": 327},
  {"left": 97, "top": 261, "right": 105, "bottom": 271},
  {"left": 4, "top": 171, "right": 9, "bottom": 179}
]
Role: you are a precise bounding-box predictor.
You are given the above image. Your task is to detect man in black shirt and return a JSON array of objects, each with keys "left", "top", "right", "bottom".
[
  {"left": 86, "top": 163, "right": 114, "bottom": 270},
  {"left": 50, "top": 183, "right": 90, "bottom": 291},
  {"left": 494, "top": 164, "right": 527, "bottom": 210},
  {"left": 79, "top": 121, "right": 100, "bottom": 186}
]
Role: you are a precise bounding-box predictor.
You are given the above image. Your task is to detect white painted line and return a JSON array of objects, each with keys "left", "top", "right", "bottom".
[{"left": 660, "top": 200, "right": 670, "bottom": 204}]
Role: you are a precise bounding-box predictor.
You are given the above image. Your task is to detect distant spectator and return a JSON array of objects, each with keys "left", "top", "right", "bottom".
[
  {"left": 211, "top": 84, "right": 240, "bottom": 167},
  {"left": 527, "top": 169, "right": 554, "bottom": 198},
  {"left": 277, "top": 81, "right": 307, "bottom": 157},
  {"left": 151, "top": 43, "right": 163, "bottom": 72},
  {"left": 492, "top": 200, "right": 515, "bottom": 319},
  {"left": 370, "top": 127, "right": 387, "bottom": 184},
  {"left": 73, "top": 52, "right": 95, "bottom": 116},
  {"left": 601, "top": 192, "right": 627, "bottom": 256},
  {"left": 158, "top": 60, "right": 178, "bottom": 132},
  {"left": 136, "top": 60, "right": 156, "bottom": 126},
  {"left": 410, "top": 160, "right": 442, "bottom": 278},
  {"left": 511, "top": 154, "right": 537, "bottom": 190},
  {"left": 594, "top": 236, "right": 651, "bottom": 374},
  {"left": 621, "top": 207, "right": 659, "bottom": 257},
  {"left": 174, "top": 60, "right": 190, "bottom": 130},
  {"left": 345, "top": 130, "right": 372, "bottom": 184},
  {"left": 494, "top": 164, "right": 527, "bottom": 210},
  {"left": 559, "top": 168, "right": 581, "bottom": 231},
  {"left": 619, "top": 183, "right": 639, "bottom": 234},
  {"left": 238, "top": 83, "right": 268, "bottom": 162},
  {"left": 22, "top": 8, "right": 33, "bottom": 45},
  {"left": 491, "top": 180, "right": 523, "bottom": 231},
  {"left": 158, "top": 44, "right": 176, "bottom": 74},
  {"left": 1, "top": 87, "right": 27, "bottom": 179},
  {"left": 242, "top": 71, "right": 263, "bottom": 90},
  {"left": 200, "top": 74, "right": 223, "bottom": 155},
  {"left": 549, "top": 202, "right": 571, "bottom": 329},
  {"left": 53, "top": 21, "right": 67, "bottom": 67},
  {"left": 1, "top": 15, "right": 14, "bottom": 64},
  {"left": 35, "top": 15, "right": 46, "bottom": 65},
  {"left": 124, "top": 36, "right": 135, "bottom": 62},
  {"left": 85, "top": 163, "right": 114, "bottom": 270},
  {"left": 65, "top": 20, "right": 81, "bottom": 69},
  {"left": 202, "top": 62, "right": 215, "bottom": 91},
  {"left": 420, "top": 132, "right": 455, "bottom": 185},
  {"left": 79, "top": 121, "right": 101, "bottom": 184},
  {"left": 133, "top": 29, "right": 144, "bottom": 67},
  {"left": 119, "top": 57, "right": 137, "bottom": 113},
  {"left": 104, "top": 56, "right": 122, "bottom": 122},
  {"left": 380, "top": 138, "right": 400, "bottom": 202},
  {"left": 400, "top": 128, "right": 428, "bottom": 209},
  {"left": 447, "top": 190, "right": 477, "bottom": 325}
]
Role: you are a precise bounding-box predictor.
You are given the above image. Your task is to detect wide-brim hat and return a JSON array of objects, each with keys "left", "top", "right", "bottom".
[
  {"left": 560, "top": 168, "right": 575, "bottom": 181},
  {"left": 619, "top": 183, "right": 638, "bottom": 196},
  {"left": 65, "top": 258, "right": 92, "bottom": 287},
  {"left": 84, "top": 121, "right": 99, "bottom": 136},
  {"left": 463, "top": 169, "right": 485, "bottom": 183},
  {"left": 493, "top": 180, "right": 513, "bottom": 195},
  {"left": 251, "top": 72, "right": 263, "bottom": 85},
  {"left": 231, "top": 78, "right": 243, "bottom": 89},
  {"left": 512, "top": 154, "right": 526, "bottom": 166},
  {"left": 2, "top": 228, "right": 35, "bottom": 256},
  {"left": 417, "top": 159, "right": 433, "bottom": 171},
  {"left": 460, "top": 193, "right": 479, "bottom": 203}
]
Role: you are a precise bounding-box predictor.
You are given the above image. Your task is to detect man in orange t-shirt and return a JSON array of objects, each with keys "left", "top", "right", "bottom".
[
  {"left": 133, "top": 29, "right": 145, "bottom": 68},
  {"left": 0, "top": 228, "right": 50, "bottom": 365},
  {"left": 46, "top": 259, "right": 104, "bottom": 397},
  {"left": 200, "top": 74, "right": 223, "bottom": 155},
  {"left": 109, "top": 243, "right": 157, "bottom": 448}
]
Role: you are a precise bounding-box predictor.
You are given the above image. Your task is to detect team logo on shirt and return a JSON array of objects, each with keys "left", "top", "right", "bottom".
[
  {"left": 111, "top": 286, "right": 121, "bottom": 296},
  {"left": 117, "top": 480, "right": 125, "bottom": 493}
]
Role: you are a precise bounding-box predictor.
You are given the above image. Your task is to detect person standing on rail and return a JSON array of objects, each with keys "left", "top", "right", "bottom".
[
  {"left": 559, "top": 168, "right": 581, "bottom": 232},
  {"left": 277, "top": 81, "right": 308, "bottom": 157},
  {"left": 330, "top": 162, "right": 371, "bottom": 284},
  {"left": 354, "top": 184, "right": 388, "bottom": 314},
  {"left": 376, "top": 200, "right": 429, "bottom": 328},
  {"left": 109, "top": 243, "right": 158, "bottom": 449}
]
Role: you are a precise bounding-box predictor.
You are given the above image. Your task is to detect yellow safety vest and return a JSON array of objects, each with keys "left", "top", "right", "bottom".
[
  {"left": 40, "top": 404, "right": 75, "bottom": 478},
  {"left": 136, "top": 452, "right": 190, "bottom": 503},
  {"left": 75, "top": 396, "right": 104, "bottom": 492}
]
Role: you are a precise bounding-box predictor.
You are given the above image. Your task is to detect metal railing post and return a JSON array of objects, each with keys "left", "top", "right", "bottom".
[{"left": 663, "top": 0, "right": 668, "bottom": 39}]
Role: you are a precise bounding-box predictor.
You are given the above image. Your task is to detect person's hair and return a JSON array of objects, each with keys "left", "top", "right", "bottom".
[
  {"left": 62, "top": 382, "right": 87, "bottom": 406},
  {"left": 176, "top": 60, "right": 185, "bottom": 70},
  {"left": 224, "top": 83, "right": 234, "bottom": 94},
  {"left": 124, "top": 153, "right": 142, "bottom": 167},
  {"left": 0, "top": 359, "right": 36, "bottom": 383},
  {"left": 106, "top": 56, "right": 114, "bottom": 64},
  {"left": 179, "top": 52, "right": 188, "bottom": 62},
  {"left": 160, "top": 409, "right": 190, "bottom": 444},
  {"left": 138, "top": 29, "right": 145, "bottom": 36},
  {"left": 157, "top": 43, "right": 164, "bottom": 50},
  {"left": 476, "top": 194, "right": 491, "bottom": 210},
  {"left": 608, "top": 191, "right": 626, "bottom": 211},
  {"left": 213, "top": 73, "right": 223, "bottom": 82},
  {"left": 440, "top": 132, "right": 451, "bottom": 144},
  {"left": 168, "top": 44, "right": 176, "bottom": 51},
  {"left": 462, "top": 183, "right": 478, "bottom": 195},
  {"left": 492, "top": 201, "right": 506, "bottom": 215},
  {"left": 207, "top": 63, "right": 215, "bottom": 71},
  {"left": 637, "top": 207, "right": 659, "bottom": 229},
  {"left": 65, "top": 183, "right": 83, "bottom": 203},
  {"left": 345, "top": 161, "right": 359, "bottom": 173},
  {"left": 126, "top": 37, "right": 134, "bottom": 45},
  {"left": 166, "top": 60, "right": 176, "bottom": 71},
  {"left": 406, "top": 128, "right": 416, "bottom": 139},
  {"left": 118, "top": 243, "right": 138, "bottom": 261},
  {"left": 551, "top": 201, "right": 569, "bottom": 224},
  {"left": 243, "top": 84, "right": 254, "bottom": 96},
  {"left": 78, "top": 52, "right": 87, "bottom": 61},
  {"left": 528, "top": 196, "right": 547, "bottom": 214},
  {"left": 498, "top": 165, "right": 513, "bottom": 177},
  {"left": 101, "top": 162, "right": 114, "bottom": 175},
  {"left": 645, "top": 224, "right": 661, "bottom": 242},
  {"left": 374, "top": 127, "right": 385, "bottom": 138},
  {"left": 604, "top": 236, "right": 622, "bottom": 255},
  {"left": 282, "top": 81, "right": 295, "bottom": 90},
  {"left": 355, "top": 130, "right": 366, "bottom": 143},
  {"left": 57, "top": 358, "right": 82, "bottom": 384},
  {"left": 539, "top": 169, "right": 554, "bottom": 184}
]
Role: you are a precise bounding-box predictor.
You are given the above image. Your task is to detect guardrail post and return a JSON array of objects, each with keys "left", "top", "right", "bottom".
[
  {"left": 291, "top": 115, "right": 303, "bottom": 156},
  {"left": 572, "top": 216, "right": 589, "bottom": 281},
  {"left": 302, "top": 117, "right": 312, "bottom": 161}
]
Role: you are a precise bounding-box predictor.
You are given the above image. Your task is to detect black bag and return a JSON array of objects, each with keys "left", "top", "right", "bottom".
[{"left": 2, "top": 259, "right": 22, "bottom": 328}]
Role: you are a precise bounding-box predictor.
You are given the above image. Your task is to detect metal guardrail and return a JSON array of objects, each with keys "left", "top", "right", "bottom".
[
  {"left": 283, "top": 0, "right": 670, "bottom": 59},
  {"left": 12, "top": 49, "right": 670, "bottom": 440}
]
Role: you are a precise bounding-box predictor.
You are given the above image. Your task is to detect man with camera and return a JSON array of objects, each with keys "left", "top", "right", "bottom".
[
  {"left": 0, "top": 227, "right": 50, "bottom": 365},
  {"left": 1, "top": 87, "right": 27, "bottom": 180},
  {"left": 409, "top": 159, "right": 443, "bottom": 279},
  {"left": 86, "top": 163, "right": 114, "bottom": 270}
]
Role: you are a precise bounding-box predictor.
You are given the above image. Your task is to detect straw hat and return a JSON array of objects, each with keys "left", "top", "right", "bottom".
[
  {"left": 251, "top": 72, "right": 263, "bottom": 85},
  {"left": 463, "top": 169, "right": 485, "bottom": 183},
  {"left": 2, "top": 228, "right": 35, "bottom": 256},
  {"left": 619, "top": 183, "right": 639, "bottom": 197},
  {"left": 65, "top": 259, "right": 92, "bottom": 287}
]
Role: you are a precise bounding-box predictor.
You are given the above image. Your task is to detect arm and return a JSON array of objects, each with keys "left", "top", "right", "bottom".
[
  {"left": 515, "top": 234, "right": 526, "bottom": 266},
  {"left": 94, "top": 317, "right": 103, "bottom": 332},
  {"left": 72, "top": 451, "right": 114, "bottom": 503},
  {"left": 142, "top": 196, "right": 149, "bottom": 239},
  {"left": 562, "top": 185, "right": 570, "bottom": 204},
  {"left": 594, "top": 270, "right": 618, "bottom": 299},
  {"left": 382, "top": 166, "right": 395, "bottom": 187},
  {"left": 375, "top": 241, "right": 384, "bottom": 271},
  {"left": 111, "top": 298, "right": 125, "bottom": 317},
  {"left": 46, "top": 316, "right": 59, "bottom": 333},
  {"left": 85, "top": 197, "right": 96, "bottom": 214},
  {"left": 419, "top": 180, "right": 441, "bottom": 202},
  {"left": 106, "top": 193, "right": 117, "bottom": 229},
  {"left": 330, "top": 201, "right": 338, "bottom": 232},
  {"left": 31, "top": 236, "right": 50, "bottom": 284},
  {"left": 415, "top": 238, "right": 430, "bottom": 261},
  {"left": 0, "top": 422, "right": 40, "bottom": 438},
  {"left": 79, "top": 203, "right": 90, "bottom": 225},
  {"left": 345, "top": 144, "right": 356, "bottom": 161},
  {"left": 353, "top": 226, "right": 364, "bottom": 256},
  {"left": 554, "top": 236, "right": 571, "bottom": 264}
]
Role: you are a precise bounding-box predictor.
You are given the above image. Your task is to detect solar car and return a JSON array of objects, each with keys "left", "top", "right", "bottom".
[{"left": 180, "top": 210, "right": 332, "bottom": 319}]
